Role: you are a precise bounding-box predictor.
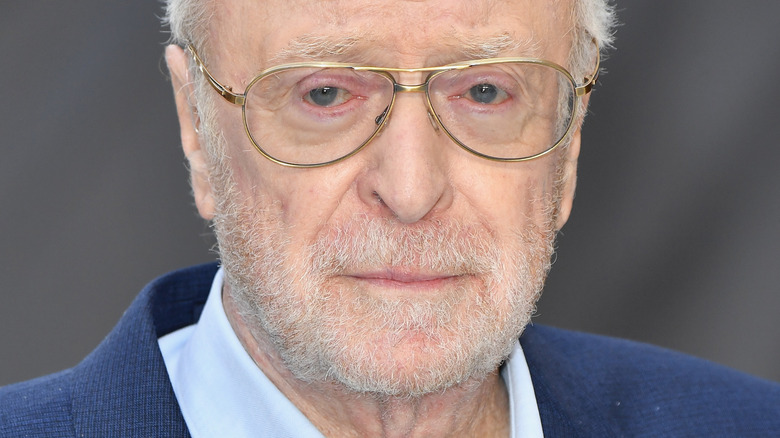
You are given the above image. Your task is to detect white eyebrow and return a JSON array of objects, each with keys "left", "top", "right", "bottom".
[
  {"left": 269, "top": 34, "right": 372, "bottom": 64},
  {"left": 269, "top": 31, "right": 541, "bottom": 66},
  {"left": 449, "top": 32, "right": 541, "bottom": 59}
]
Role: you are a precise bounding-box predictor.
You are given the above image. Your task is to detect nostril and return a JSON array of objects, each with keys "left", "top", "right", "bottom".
[{"left": 373, "top": 191, "right": 385, "bottom": 206}]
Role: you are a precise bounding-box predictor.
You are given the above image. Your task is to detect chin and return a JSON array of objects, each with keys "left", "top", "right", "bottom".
[{"left": 264, "top": 275, "right": 537, "bottom": 397}]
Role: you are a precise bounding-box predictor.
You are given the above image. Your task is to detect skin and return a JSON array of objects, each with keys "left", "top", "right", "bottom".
[{"left": 166, "top": 0, "right": 586, "bottom": 435}]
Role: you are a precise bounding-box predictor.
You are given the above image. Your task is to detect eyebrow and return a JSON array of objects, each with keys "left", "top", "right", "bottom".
[
  {"left": 270, "top": 34, "right": 371, "bottom": 65},
  {"left": 268, "top": 31, "right": 541, "bottom": 66},
  {"left": 452, "top": 32, "right": 541, "bottom": 59}
]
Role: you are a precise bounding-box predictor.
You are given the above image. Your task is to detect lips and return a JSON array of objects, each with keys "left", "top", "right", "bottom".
[{"left": 344, "top": 269, "right": 466, "bottom": 290}]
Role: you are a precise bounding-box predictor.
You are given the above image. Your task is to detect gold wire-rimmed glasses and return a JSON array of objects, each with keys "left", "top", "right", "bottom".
[{"left": 187, "top": 44, "right": 599, "bottom": 168}]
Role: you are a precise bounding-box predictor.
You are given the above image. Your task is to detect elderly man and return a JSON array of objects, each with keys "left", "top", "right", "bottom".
[{"left": 2, "top": 0, "right": 779, "bottom": 436}]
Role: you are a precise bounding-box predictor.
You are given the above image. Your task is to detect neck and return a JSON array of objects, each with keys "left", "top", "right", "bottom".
[{"left": 223, "top": 288, "right": 510, "bottom": 438}]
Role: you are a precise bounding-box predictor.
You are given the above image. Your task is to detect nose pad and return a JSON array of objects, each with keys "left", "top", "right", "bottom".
[
  {"left": 375, "top": 105, "right": 390, "bottom": 126},
  {"left": 427, "top": 109, "right": 440, "bottom": 132}
]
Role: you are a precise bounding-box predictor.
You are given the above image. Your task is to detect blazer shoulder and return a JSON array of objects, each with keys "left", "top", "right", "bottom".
[
  {"left": 521, "top": 324, "right": 780, "bottom": 437},
  {"left": 0, "top": 369, "right": 76, "bottom": 436},
  {"left": 0, "top": 264, "right": 214, "bottom": 437}
]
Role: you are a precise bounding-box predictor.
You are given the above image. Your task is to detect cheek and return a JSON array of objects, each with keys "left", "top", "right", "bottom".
[
  {"left": 227, "top": 155, "right": 360, "bottom": 245},
  {"left": 461, "top": 159, "right": 559, "bottom": 233},
  {"left": 278, "top": 159, "right": 368, "bottom": 230}
]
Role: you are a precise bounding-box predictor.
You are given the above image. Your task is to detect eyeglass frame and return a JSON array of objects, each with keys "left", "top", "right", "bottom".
[{"left": 186, "top": 43, "right": 600, "bottom": 168}]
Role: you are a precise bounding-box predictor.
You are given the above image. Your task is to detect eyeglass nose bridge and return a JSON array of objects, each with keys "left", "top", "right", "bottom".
[
  {"left": 386, "top": 82, "right": 441, "bottom": 131},
  {"left": 393, "top": 83, "right": 428, "bottom": 93}
]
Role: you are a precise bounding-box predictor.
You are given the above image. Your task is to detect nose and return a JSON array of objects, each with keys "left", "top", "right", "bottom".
[{"left": 356, "top": 94, "right": 453, "bottom": 223}]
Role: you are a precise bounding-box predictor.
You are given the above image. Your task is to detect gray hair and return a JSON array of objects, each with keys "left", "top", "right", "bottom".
[{"left": 164, "top": 0, "right": 616, "bottom": 73}]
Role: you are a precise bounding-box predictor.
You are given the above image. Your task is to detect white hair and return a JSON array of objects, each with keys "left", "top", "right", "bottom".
[
  {"left": 164, "top": 0, "right": 616, "bottom": 72},
  {"left": 571, "top": 0, "right": 617, "bottom": 78}
]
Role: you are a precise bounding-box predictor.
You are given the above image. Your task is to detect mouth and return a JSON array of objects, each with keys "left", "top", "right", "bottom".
[{"left": 343, "top": 269, "right": 469, "bottom": 292}]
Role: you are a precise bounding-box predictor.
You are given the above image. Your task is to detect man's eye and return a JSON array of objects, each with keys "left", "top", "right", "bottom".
[
  {"left": 467, "top": 83, "right": 508, "bottom": 104},
  {"left": 305, "top": 86, "right": 351, "bottom": 107}
]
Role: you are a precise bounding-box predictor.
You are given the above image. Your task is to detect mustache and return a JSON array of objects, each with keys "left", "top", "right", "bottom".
[{"left": 307, "top": 216, "right": 502, "bottom": 276}]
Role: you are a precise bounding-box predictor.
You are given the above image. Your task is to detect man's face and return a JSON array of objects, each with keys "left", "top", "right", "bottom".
[{"left": 191, "top": 0, "right": 580, "bottom": 396}]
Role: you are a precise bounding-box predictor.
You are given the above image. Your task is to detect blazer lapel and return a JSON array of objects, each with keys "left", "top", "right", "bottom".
[
  {"left": 521, "top": 324, "right": 617, "bottom": 438},
  {"left": 69, "top": 263, "right": 217, "bottom": 437}
]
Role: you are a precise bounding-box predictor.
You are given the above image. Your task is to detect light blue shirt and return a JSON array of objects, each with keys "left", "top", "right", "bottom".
[{"left": 159, "top": 268, "right": 543, "bottom": 437}]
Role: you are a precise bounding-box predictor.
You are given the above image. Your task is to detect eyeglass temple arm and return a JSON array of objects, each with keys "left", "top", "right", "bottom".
[
  {"left": 186, "top": 45, "right": 246, "bottom": 106},
  {"left": 576, "top": 41, "right": 601, "bottom": 97},
  {"left": 186, "top": 42, "right": 599, "bottom": 101}
]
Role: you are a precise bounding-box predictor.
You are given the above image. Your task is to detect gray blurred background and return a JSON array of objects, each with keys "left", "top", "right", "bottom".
[{"left": 1, "top": 1, "right": 779, "bottom": 386}]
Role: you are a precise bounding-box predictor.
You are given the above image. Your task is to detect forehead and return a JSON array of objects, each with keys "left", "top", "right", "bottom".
[{"left": 210, "top": 0, "right": 573, "bottom": 70}]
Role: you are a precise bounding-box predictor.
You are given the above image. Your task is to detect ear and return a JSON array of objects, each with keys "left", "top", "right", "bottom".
[
  {"left": 555, "top": 126, "right": 582, "bottom": 231},
  {"left": 166, "top": 44, "right": 216, "bottom": 221}
]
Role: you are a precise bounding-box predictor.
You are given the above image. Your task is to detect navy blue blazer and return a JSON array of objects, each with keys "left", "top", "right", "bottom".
[{"left": 2, "top": 263, "right": 779, "bottom": 437}]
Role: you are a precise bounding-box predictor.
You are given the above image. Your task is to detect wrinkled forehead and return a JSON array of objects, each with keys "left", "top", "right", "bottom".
[{"left": 208, "top": 0, "right": 574, "bottom": 72}]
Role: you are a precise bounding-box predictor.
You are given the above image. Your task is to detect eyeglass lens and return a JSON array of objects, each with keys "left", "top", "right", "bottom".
[{"left": 243, "top": 63, "right": 575, "bottom": 165}]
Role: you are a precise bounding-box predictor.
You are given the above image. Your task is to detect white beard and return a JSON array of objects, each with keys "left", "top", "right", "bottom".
[{"left": 213, "top": 178, "right": 556, "bottom": 397}]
